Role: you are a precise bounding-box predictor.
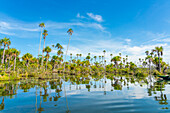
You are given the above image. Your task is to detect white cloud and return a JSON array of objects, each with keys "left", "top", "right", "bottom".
[
  {"left": 46, "top": 21, "right": 105, "bottom": 31},
  {"left": 0, "top": 21, "right": 39, "bottom": 32},
  {"left": 51, "top": 37, "right": 170, "bottom": 64},
  {"left": 76, "top": 13, "right": 85, "bottom": 19},
  {"left": 87, "top": 13, "right": 103, "bottom": 22},
  {"left": 125, "top": 38, "right": 131, "bottom": 42}
]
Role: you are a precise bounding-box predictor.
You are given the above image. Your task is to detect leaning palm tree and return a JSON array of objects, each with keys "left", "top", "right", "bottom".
[
  {"left": 152, "top": 46, "right": 163, "bottom": 72},
  {"left": 43, "top": 46, "right": 52, "bottom": 70},
  {"left": 38, "top": 23, "right": 45, "bottom": 59},
  {"left": 12, "top": 49, "right": 20, "bottom": 71},
  {"left": 1, "top": 37, "right": 11, "bottom": 64},
  {"left": 41, "top": 29, "right": 48, "bottom": 67}
]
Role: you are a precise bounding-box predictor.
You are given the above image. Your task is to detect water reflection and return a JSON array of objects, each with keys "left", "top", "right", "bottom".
[{"left": 0, "top": 74, "right": 170, "bottom": 112}]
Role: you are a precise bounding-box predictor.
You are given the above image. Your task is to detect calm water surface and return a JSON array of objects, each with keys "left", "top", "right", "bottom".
[{"left": 0, "top": 75, "right": 170, "bottom": 113}]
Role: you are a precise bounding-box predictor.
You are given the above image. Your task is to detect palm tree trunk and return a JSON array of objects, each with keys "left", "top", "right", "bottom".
[
  {"left": 38, "top": 28, "right": 43, "bottom": 67},
  {"left": 41, "top": 38, "right": 45, "bottom": 67},
  {"left": 64, "top": 36, "right": 71, "bottom": 70},
  {"left": 46, "top": 58, "right": 48, "bottom": 70},
  {"left": 14, "top": 56, "right": 16, "bottom": 71},
  {"left": 1, "top": 45, "right": 6, "bottom": 64},
  {"left": 8, "top": 56, "right": 10, "bottom": 70},
  {"left": 158, "top": 53, "right": 161, "bottom": 72}
]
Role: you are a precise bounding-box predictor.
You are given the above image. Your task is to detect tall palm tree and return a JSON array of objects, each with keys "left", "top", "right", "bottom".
[
  {"left": 41, "top": 29, "right": 48, "bottom": 67},
  {"left": 65, "top": 28, "right": 73, "bottom": 64},
  {"left": 99, "top": 56, "right": 101, "bottom": 63},
  {"left": 102, "top": 56, "right": 104, "bottom": 66},
  {"left": 12, "top": 48, "right": 20, "bottom": 71},
  {"left": 110, "top": 54, "right": 113, "bottom": 63},
  {"left": 43, "top": 46, "right": 52, "bottom": 70},
  {"left": 1, "top": 37, "right": 11, "bottom": 64},
  {"left": 79, "top": 54, "right": 82, "bottom": 61},
  {"left": 76, "top": 54, "right": 79, "bottom": 60},
  {"left": 152, "top": 46, "right": 163, "bottom": 72},
  {"left": 103, "top": 50, "right": 106, "bottom": 67},
  {"left": 64, "top": 28, "right": 73, "bottom": 112},
  {"left": 38, "top": 23, "right": 45, "bottom": 59},
  {"left": 94, "top": 56, "right": 97, "bottom": 62},
  {"left": 70, "top": 53, "right": 72, "bottom": 63}
]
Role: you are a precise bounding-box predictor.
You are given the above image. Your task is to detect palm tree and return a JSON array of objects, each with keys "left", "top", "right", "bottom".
[
  {"left": 22, "top": 53, "right": 33, "bottom": 67},
  {"left": 146, "top": 55, "right": 152, "bottom": 74},
  {"left": 145, "top": 51, "right": 149, "bottom": 56},
  {"left": 94, "top": 56, "right": 97, "bottom": 62},
  {"left": 86, "top": 55, "right": 90, "bottom": 61},
  {"left": 38, "top": 23, "right": 45, "bottom": 61},
  {"left": 55, "top": 43, "right": 63, "bottom": 50},
  {"left": 41, "top": 29, "right": 48, "bottom": 67},
  {"left": 43, "top": 46, "right": 52, "bottom": 70},
  {"left": 99, "top": 56, "right": 101, "bottom": 63},
  {"left": 102, "top": 56, "right": 104, "bottom": 66},
  {"left": 12, "top": 48, "right": 20, "bottom": 71},
  {"left": 70, "top": 53, "right": 72, "bottom": 63},
  {"left": 110, "top": 54, "right": 113, "bottom": 63},
  {"left": 111, "top": 56, "right": 121, "bottom": 68},
  {"left": 76, "top": 54, "right": 79, "bottom": 60},
  {"left": 79, "top": 54, "right": 82, "bottom": 61},
  {"left": 103, "top": 50, "right": 106, "bottom": 67},
  {"left": 65, "top": 28, "right": 73, "bottom": 65},
  {"left": 152, "top": 46, "right": 163, "bottom": 72},
  {"left": 1, "top": 37, "right": 11, "bottom": 64},
  {"left": 64, "top": 28, "right": 73, "bottom": 112}
]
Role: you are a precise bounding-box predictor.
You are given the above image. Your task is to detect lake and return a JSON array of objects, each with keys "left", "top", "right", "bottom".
[{"left": 0, "top": 75, "right": 169, "bottom": 113}]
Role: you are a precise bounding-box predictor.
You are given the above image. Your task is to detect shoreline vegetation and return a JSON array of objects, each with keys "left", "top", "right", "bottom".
[{"left": 0, "top": 23, "right": 169, "bottom": 81}]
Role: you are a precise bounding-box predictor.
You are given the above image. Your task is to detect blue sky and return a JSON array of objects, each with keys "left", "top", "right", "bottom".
[{"left": 0, "top": 0, "right": 170, "bottom": 63}]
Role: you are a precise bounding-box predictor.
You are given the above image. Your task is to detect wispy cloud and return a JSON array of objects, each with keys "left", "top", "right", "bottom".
[
  {"left": 0, "top": 21, "right": 39, "bottom": 32},
  {"left": 46, "top": 21, "right": 105, "bottom": 31},
  {"left": 87, "top": 13, "right": 103, "bottom": 22},
  {"left": 76, "top": 13, "right": 86, "bottom": 19}
]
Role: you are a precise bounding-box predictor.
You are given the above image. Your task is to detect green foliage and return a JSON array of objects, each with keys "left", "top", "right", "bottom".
[
  {"left": 134, "top": 70, "right": 148, "bottom": 77},
  {"left": 153, "top": 70, "right": 162, "bottom": 75}
]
